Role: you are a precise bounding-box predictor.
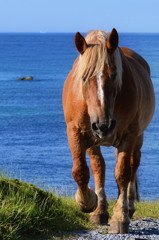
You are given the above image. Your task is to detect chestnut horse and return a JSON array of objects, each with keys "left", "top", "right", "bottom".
[{"left": 62, "top": 29, "right": 155, "bottom": 233}]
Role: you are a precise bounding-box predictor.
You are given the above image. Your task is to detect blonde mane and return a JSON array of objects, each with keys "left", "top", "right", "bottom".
[{"left": 75, "top": 30, "right": 109, "bottom": 82}]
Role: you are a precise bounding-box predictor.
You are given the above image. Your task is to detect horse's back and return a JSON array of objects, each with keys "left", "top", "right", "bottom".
[
  {"left": 120, "top": 47, "right": 155, "bottom": 131},
  {"left": 120, "top": 47, "right": 150, "bottom": 75}
]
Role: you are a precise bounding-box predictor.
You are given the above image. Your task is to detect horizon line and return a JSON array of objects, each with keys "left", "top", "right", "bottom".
[{"left": 0, "top": 31, "right": 159, "bottom": 34}]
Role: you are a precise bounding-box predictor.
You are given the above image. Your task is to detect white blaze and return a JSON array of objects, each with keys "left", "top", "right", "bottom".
[{"left": 97, "top": 73, "right": 104, "bottom": 104}]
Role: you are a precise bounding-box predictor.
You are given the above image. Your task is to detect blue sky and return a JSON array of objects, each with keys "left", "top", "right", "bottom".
[{"left": 0, "top": 0, "right": 158, "bottom": 33}]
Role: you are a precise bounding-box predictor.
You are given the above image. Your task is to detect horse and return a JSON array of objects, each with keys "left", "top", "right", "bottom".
[{"left": 62, "top": 28, "right": 155, "bottom": 234}]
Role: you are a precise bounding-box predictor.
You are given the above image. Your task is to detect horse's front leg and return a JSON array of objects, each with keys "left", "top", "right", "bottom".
[
  {"left": 87, "top": 146, "right": 109, "bottom": 225},
  {"left": 67, "top": 122, "right": 98, "bottom": 213},
  {"left": 127, "top": 135, "right": 143, "bottom": 218},
  {"left": 109, "top": 143, "right": 132, "bottom": 234}
]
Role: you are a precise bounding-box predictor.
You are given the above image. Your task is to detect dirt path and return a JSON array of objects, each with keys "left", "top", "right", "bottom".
[{"left": 70, "top": 218, "right": 159, "bottom": 240}]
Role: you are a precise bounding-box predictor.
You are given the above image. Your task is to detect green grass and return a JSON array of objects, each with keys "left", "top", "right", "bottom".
[
  {"left": 107, "top": 200, "right": 159, "bottom": 219},
  {"left": 0, "top": 178, "right": 92, "bottom": 240},
  {"left": 0, "top": 177, "right": 158, "bottom": 240},
  {"left": 134, "top": 200, "right": 159, "bottom": 219}
]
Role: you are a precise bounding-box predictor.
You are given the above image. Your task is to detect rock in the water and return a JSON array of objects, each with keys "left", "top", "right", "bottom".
[{"left": 18, "top": 76, "right": 33, "bottom": 80}]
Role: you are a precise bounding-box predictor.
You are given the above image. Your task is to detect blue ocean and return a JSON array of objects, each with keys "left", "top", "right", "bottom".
[{"left": 0, "top": 33, "right": 158, "bottom": 200}]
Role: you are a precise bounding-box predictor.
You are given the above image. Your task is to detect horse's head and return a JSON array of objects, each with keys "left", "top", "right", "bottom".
[{"left": 75, "top": 29, "right": 122, "bottom": 139}]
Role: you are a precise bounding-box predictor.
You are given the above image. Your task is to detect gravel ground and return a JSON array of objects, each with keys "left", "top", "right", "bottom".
[{"left": 71, "top": 218, "right": 159, "bottom": 240}]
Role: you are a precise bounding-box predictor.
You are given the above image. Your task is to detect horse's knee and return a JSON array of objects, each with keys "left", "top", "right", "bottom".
[
  {"left": 115, "top": 166, "right": 131, "bottom": 188},
  {"left": 72, "top": 164, "right": 90, "bottom": 187},
  {"left": 115, "top": 151, "right": 131, "bottom": 188}
]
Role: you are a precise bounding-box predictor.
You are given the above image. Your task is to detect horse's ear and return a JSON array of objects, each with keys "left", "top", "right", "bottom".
[
  {"left": 74, "top": 32, "right": 87, "bottom": 55},
  {"left": 106, "top": 28, "right": 118, "bottom": 54}
]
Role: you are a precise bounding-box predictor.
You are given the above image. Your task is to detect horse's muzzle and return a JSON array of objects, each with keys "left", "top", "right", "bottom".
[{"left": 91, "top": 118, "right": 116, "bottom": 138}]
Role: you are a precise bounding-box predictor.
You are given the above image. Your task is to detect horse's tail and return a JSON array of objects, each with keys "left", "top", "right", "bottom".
[{"left": 135, "top": 175, "right": 140, "bottom": 201}]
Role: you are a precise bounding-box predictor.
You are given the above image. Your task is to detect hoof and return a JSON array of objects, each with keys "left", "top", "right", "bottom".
[
  {"left": 90, "top": 213, "right": 109, "bottom": 225},
  {"left": 108, "top": 221, "right": 129, "bottom": 234},
  {"left": 75, "top": 188, "right": 98, "bottom": 213},
  {"left": 79, "top": 205, "right": 97, "bottom": 213}
]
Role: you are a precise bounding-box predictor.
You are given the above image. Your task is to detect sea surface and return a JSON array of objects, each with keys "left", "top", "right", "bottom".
[{"left": 0, "top": 33, "right": 158, "bottom": 200}]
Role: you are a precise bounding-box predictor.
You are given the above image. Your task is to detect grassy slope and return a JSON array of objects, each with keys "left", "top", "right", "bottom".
[
  {"left": 0, "top": 178, "right": 92, "bottom": 240},
  {"left": 0, "top": 178, "right": 158, "bottom": 240}
]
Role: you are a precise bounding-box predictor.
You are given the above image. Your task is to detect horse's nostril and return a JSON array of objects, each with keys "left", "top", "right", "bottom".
[
  {"left": 92, "top": 122, "right": 98, "bottom": 131},
  {"left": 92, "top": 119, "right": 116, "bottom": 137},
  {"left": 99, "top": 124, "right": 107, "bottom": 132}
]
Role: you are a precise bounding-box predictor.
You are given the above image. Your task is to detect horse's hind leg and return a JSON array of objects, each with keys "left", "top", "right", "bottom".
[
  {"left": 67, "top": 123, "right": 98, "bottom": 213},
  {"left": 87, "top": 146, "right": 109, "bottom": 225},
  {"left": 127, "top": 135, "right": 143, "bottom": 218}
]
